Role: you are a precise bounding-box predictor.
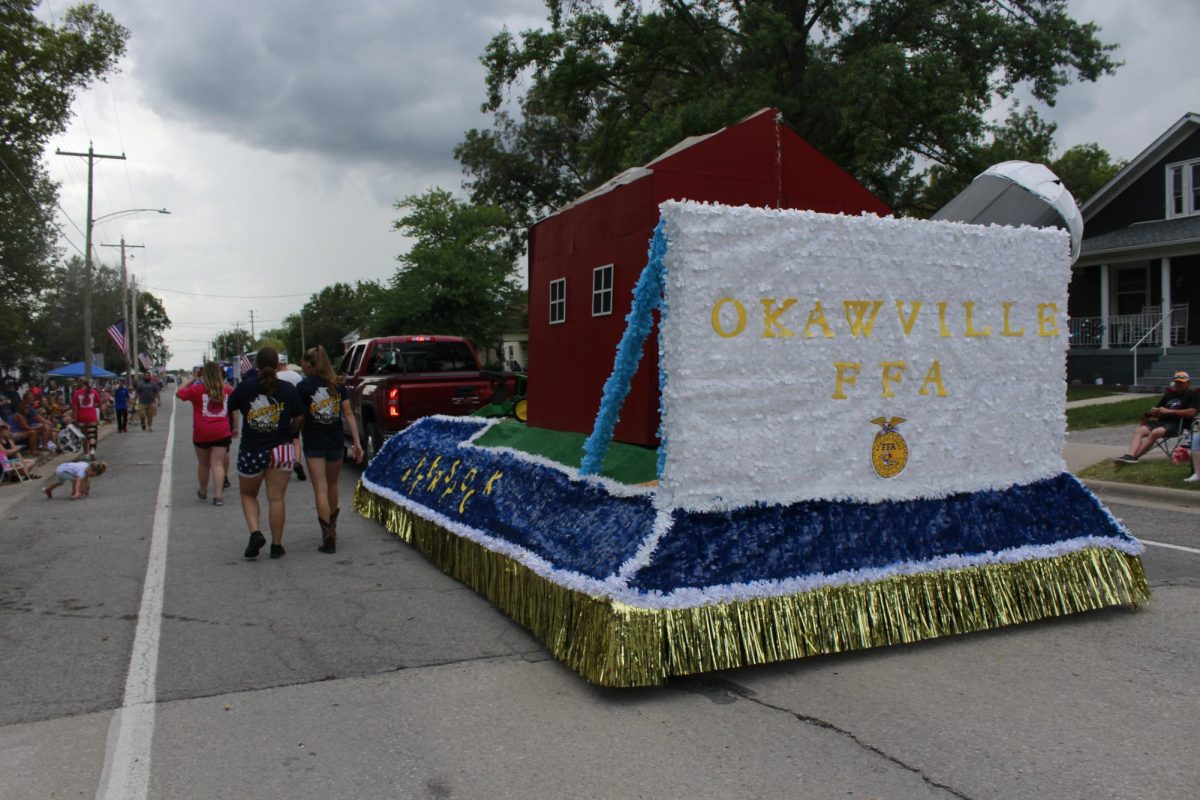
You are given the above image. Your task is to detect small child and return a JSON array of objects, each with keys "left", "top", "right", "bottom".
[{"left": 43, "top": 460, "right": 107, "bottom": 499}]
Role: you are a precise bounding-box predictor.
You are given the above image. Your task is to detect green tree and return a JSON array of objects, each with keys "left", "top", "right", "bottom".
[
  {"left": 277, "top": 281, "right": 384, "bottom": 361},
  {"left": 456, "top": 0, "right": 1118, "bottom": 237},
  {"left": 29, "top": 257, "right": 171, "bottom": 373},
  {"left": 211, "top": 329, "right": 253, "bottom": 361},
  {"left": 919, "top": 106, "right": 1126, "bottom": 213},
  {"left": 1051, "top": 143, "right": 1126, "bottom": 206},
  {"left": 378, "top": 189, "right": 522, "bottom": 355},
  {"left": 0, "top": 2, "right": 129, "bottom": 369}
]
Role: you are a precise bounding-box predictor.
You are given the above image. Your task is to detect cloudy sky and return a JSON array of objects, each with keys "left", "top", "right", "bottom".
[{"left": 41, "top": 0, "right": 1199, "bottom": 370}]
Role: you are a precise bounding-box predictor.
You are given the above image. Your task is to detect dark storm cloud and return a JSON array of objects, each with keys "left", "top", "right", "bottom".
[{"left": 113, "top": 0, "right": 547, "bottom": 170}]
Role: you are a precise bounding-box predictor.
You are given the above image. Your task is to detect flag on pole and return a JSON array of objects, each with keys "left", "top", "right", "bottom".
[
  {"left": 239, "top": 353, "right": 254, "bottom": 374},
  {"left": 138, "top": 352, "right": 154, "bottom": 371},
  {"left": 106, "top": 319, "right": 128, "bottom": 355}
]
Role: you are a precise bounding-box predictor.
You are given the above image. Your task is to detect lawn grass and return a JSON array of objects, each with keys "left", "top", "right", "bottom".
[
  {"left": 1065, "top": 397, "right": 1156, "bottom": 431},
  {"left": 1077, "top": 457, "right": 1199, "bottom": 490},
  {"left": 1066, "top": 385, "right": 1123, "bottom": 402}
]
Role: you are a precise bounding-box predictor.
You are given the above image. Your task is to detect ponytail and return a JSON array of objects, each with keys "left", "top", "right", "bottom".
[
  {"left": 303, "top": 345, "right": 339, "bottom": 387},
  {"left": 256, "top": 347, "right": 280, "bottom": 395}
]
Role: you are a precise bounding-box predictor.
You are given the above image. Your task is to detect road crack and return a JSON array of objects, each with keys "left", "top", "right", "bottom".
[{"left": 689, "top": 677, "right": 976, "bottom": 800}]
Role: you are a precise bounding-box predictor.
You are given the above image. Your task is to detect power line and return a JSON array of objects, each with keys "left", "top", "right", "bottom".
[{"left": 145, "top": 285, "right": 314, "bottom": 299}]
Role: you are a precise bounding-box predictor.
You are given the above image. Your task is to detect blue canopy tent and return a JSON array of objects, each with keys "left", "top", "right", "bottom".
[{"left": 46, "top": 361, "right": 117, "bottom": 379}]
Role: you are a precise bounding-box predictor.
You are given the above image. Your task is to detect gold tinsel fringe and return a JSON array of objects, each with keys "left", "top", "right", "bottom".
[{"left": 354, "top": 482, "right": 1151, "bottom": 687}]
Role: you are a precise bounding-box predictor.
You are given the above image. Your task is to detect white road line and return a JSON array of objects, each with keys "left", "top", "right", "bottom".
[
  {"left": 95, "top": 402, "right": 175, "bottom": 800},
  {"left": 1140, "top": 538, "right": 1200, "bottom": 555}
]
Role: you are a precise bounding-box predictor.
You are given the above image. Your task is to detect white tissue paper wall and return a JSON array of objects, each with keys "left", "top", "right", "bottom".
[{"left": 656, "top": 200, "right": 1070, "bottom": 512}]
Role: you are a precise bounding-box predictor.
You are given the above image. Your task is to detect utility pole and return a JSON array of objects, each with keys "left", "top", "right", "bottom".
[
  {"left": 130, "top": 274, "right": 140, "bottom": 374},
  {"left": 249, "top": 310, "right": 256, "bottom": 342},
  {"left": 56, "top": 144, "right": 125, "bottom": 381},
  {"left": 300, "top": 312, "right": 306, "bottom": 354},
  {"left": 101, "top": 237, "right": 143, "bottom": 378}
]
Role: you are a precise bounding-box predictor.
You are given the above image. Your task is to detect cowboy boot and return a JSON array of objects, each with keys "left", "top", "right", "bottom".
[{"left": 318, "top": 517, "right": 336, "bottom": 554}]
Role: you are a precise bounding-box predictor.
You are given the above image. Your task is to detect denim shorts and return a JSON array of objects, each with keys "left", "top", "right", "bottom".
[{"left": 302, "top": 445, "right": 344, "bottom": 462}]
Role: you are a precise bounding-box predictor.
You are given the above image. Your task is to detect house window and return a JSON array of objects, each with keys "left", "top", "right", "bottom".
[
  {"left": 549, "top": 278, "right": 566, "bottom": 325},
  {"left": 592, "top": 264, "right": 614, "bottom": 316},
  {"left": 1115, "top": 266, "right": 1148, "bottom": 315},
  {"left": 1166, "top": 158, "right": 1200, "bottom": 218}
]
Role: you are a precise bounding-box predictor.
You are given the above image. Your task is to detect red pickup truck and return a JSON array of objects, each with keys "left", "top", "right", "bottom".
[{"left": 337, "top": 335, "right": 498, "bottom": 460}]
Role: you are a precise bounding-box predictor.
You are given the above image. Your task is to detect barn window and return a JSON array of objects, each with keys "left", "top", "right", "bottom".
[
  {"left": 592, "top": 264, "right": 613, "bottom": 317},
  {"left": 1166, "top": 158, "right": 1200, "bottom": 218},
  {"left": 549, "top": 278, "right": 566, "bottom": 325}
]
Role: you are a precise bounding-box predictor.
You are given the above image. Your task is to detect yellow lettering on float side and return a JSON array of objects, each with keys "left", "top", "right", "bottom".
[
  {"left": 1001, "top": 302, "right": 1025, "bottom": 337},
  {"left": 843, "top": 300, "right": 884, "bottom": 337},
  {"left": 804, "top": 301, "right": 835, "bottom": 338},
  {"left": 880, "top": 361, "right": 906, "bottom": 398},
  {"left": 426, "top": 455, "right": 445, "bottom": 491},
  {"left": 1037, "top": 303, "right": 1060, "bottom": 336},
  {"left": 936, "top": 302, "right": 952, "bottom": 337},
  {"left": 832, "top": 362, "right": 862, "bottom": 399},
  {"left": 712, "top": 298, "right": 747, "bottom": 338},
  {"left": 761, "top": 298, "right": 797, "bottom": 338},
  {"left": 918, "top": 360, "right": 948, "bottom": 397},
  {"left": 895, "top": 301, "right": 923, "bottom": 336},
  {"left": 962, "top": 302, "right": 992, "bottom": 337},
  {"left": 484, "top": 470, "right": 503, "bottom": 495}
]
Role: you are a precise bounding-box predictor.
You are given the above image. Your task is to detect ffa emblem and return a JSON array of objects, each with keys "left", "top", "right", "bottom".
[{"left": 870, "top": 416, "right": 908, "bottom": 479}]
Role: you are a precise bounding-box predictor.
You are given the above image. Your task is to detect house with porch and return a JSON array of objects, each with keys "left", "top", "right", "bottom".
[{"left": 1068, "top": 112, "right": 1200, "bottom": 387}]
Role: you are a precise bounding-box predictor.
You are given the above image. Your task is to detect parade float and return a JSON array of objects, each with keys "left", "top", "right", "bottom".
[{"left": 355, "top": 186, "right": 1149, "bottom": 687}]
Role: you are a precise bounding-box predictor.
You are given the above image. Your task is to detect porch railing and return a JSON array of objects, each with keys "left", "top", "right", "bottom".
[{"left": 1068, "top": 305, "right": 1189, "bottom": 348}]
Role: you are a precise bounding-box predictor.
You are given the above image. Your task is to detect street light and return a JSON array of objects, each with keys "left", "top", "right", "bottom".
[{"left": 83, "top": 207, "right": 171, "bottom": 381}]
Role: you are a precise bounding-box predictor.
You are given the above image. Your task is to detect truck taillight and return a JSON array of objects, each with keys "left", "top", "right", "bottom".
[{"left": 387, "top": 386, "right": 400, "bottom": 417}]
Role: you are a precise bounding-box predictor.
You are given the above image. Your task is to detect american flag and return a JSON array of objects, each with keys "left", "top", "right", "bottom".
[
  {"left": 138, "top": 352, "right": 154, "bottom": 371},
  {"left": 239, "top": 353, "right": 254, "bottom": 373},
  {"left": 106, "top": 320, "right": 127, "bottom": 355}
]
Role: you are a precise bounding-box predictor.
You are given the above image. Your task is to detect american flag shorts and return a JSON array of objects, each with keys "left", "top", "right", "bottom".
[{"left": 237, "top": 442, "right": 296, "bottom": 477}]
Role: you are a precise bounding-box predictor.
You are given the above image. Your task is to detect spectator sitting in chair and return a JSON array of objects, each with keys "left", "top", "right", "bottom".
[
  {"left": 8, "top": 401, "right": 47, "bottom": 453},
  {"left": 1115, "top": 371, "right": 1200, "bottom": 464},
  {"left": 0, "top": 422, "right": 41, "bottom": 478}
]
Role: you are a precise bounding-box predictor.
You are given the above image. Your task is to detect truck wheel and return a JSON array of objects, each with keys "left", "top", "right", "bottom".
[{"left": 364, "top": 423, "right": 382, "bottom": 463}]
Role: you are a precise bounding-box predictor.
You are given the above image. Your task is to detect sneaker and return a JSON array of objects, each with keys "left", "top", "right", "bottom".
[
  {"left": 244, "top": 531, "right": 267, "bottom": 559},
  {"left": 43, "top": 486, "right": 53, "bottom": 499},
  {"left": 223, "top": 476, "right": 231, "bottom": 489},
  {"left": 197, "top": 489, "right": 207, "bottom": 501},
  {"left": 213, "top": 497, "right": 224, "bottom": 506},
  {"left": 1185, "top": 474, "right": 1200, "bottom": 483},
  {"left": 269, "top": 543, "right": 286, "bottom": 559},
  {"left": 1114, "top": 454, "right": 1139, "bottom": 464}
]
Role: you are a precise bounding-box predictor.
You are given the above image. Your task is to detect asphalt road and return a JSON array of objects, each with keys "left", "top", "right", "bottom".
[{"left": 0, "top": 395, "right": 1196, "bottom": 799}]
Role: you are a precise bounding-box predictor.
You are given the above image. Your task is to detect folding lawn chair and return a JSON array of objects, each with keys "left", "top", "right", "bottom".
[{"left": 0, "top": 453, "right": 32, "bottom": 482}]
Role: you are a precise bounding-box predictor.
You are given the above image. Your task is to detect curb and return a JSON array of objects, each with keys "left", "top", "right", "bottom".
[{"left": 1081, "top": 478, "right": 1200, "bottom": 509}]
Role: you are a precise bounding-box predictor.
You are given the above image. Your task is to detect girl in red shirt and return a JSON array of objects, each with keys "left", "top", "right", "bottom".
[{"left": 177, "top": 362, "right": 235, "bottom": 506}]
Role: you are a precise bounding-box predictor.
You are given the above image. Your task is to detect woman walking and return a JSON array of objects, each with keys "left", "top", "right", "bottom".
[
  {"left": 228, "top": 348, "right": 304, "bottom": 559},
  {"left": 297, "top": 345, "right": 362, "bottom": 553},
  {"left": 177, "top": 362, "right": 234, "bottom": 505}
]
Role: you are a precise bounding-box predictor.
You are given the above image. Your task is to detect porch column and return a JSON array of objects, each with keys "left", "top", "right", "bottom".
[
  {"left": 1100, "top": 263, "right": 1110, "bottom": 349},
  {"left": 1162, "top": 257, "right": 1173, "bottom": 351}
]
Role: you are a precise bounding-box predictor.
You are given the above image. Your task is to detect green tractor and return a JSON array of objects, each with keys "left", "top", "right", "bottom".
[{"left": 472, "top": 371, "right": 528, "bottom": 422}]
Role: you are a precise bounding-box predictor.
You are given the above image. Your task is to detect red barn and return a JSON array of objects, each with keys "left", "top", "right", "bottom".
[{"left": 526, "top": 108, "right": 891, "bottom": 446}]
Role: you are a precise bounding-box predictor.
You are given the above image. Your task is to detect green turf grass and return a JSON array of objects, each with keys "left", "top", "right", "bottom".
[
  {"left": 1066, "top": 386, "right": 1122, "bottom": 402},
  {"left": 473, "top": 421, "right": 658, "bottom": 485},
  {"left": 1078, "top": 457, "right": 1199, "bottom": 490},
  {"left": 1066, "top": 398, "right": 1159, "bottom": 431}
]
